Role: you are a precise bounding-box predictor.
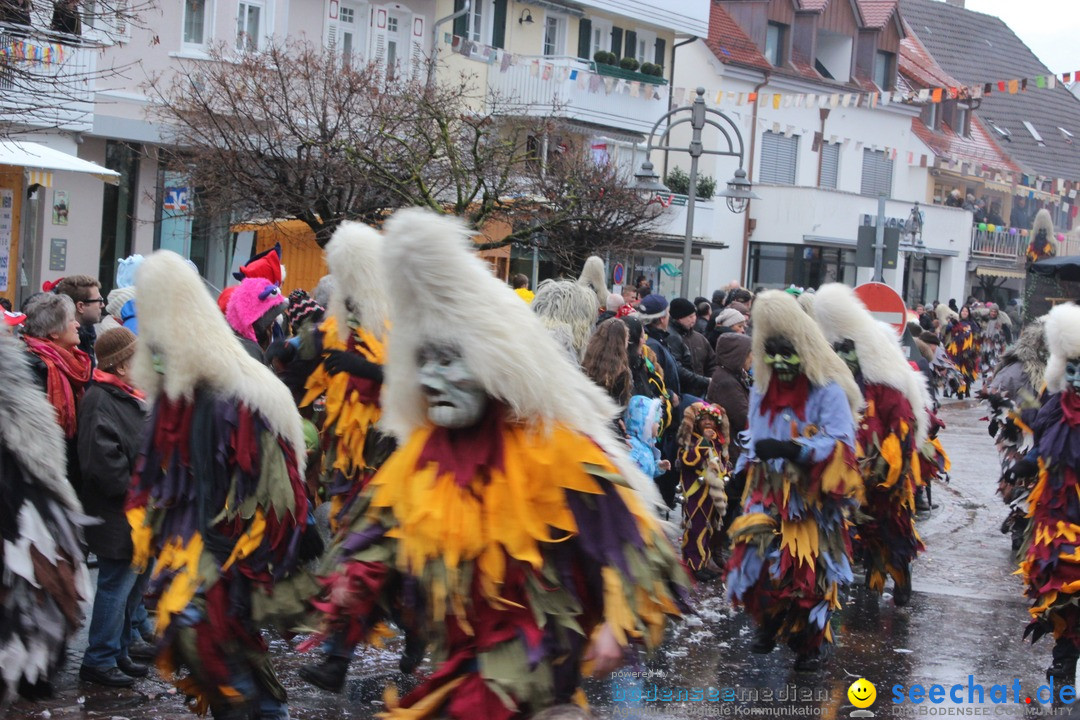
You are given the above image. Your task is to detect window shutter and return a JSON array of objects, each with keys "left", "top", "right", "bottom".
[
  {"left": 819, "top": 143, "right": 839, "bottom": 189},
  {"left": 327, "top": 9, "right": 339, "bottom": 49},
  {"left": 370, "top": 5, "right": 388, "bottom": 71},
  {"left": 654, "top": 37, "right": 666, "bottom": 68},
  {"left": 410, "top": 15, "right": 425, "bottom": 77},
  {"left": 577, "top": 17, "right": 592, "bottom": 59},
  {"left": 759, "top": 131, "right": 798, "bottom": 185},
  {"left": 610, "top": 26, "right": 623, "bottom": 59},
  {"left": 860, "top": 149, "right": 893, "bottom": 197},
  {"left": 624, "top": 30, "right": 636, "bottom": 60},
  {"left": 452, "top": 0, "right": 466, "bottom": 37},
  {"left": 492, "top": 0, "right": 507, "bottom": 48}
]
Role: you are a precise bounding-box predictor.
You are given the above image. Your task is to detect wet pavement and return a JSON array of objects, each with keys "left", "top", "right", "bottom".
[{"left": 6, "top": 396, "right": 1069, "bottom": 719}]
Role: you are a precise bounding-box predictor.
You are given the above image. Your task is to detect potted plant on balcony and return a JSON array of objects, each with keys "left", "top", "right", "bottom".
[
  {"left": 664, "top": 167, "right": 716, "bottom": 201},
  {"left": 592, "top": 51, "right": 667, "bottom": 85}
]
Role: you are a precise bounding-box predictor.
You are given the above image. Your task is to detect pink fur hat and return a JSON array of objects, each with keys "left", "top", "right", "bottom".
[{"left": 225, "top": 277, "right": 287, "bottom": 341}]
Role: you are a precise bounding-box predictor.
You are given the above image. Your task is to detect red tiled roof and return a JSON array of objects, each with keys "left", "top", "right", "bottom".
[
  {"left": 911, "top": 116, "right": 1022, "bottom": 174},
  {"left": 898, "top": 19, "right": 956, "bottom": 90},
  {"left": 705, "top": 3, "right": 772, "bottom": 72},
  {"left": 797, "top": 0, "right": 829, "bottom": 10},
  {"left": 857, "top": 0, "right": 897, "bottom": 28}
]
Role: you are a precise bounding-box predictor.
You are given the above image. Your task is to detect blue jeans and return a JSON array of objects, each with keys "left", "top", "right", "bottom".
[{"left": 82, "top": 558, "right": 148, "bottom": 669}]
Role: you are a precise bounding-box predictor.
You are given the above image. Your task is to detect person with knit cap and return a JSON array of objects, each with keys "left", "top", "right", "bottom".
[
  {"left": 812, "top": 283, "right": 928, "bottom": 607},
  {"left": 669, "top": 297, "right": 715, "bottom": 385},
  {"left": 1020, "top": 303, "right": 1080, "bottom": 684},
  {"left": 0, "top": 331, "right": 93, "bottom": 703},
  {"left": 294, "top": 222, "right": 397, "bottom": 693},
  {"left": 305, "top": 208, "right": 688, "bottom": 718},
  {"left": 724, "top": 290, "right": 863, "bottom": 672},
  {"left": 76, "top": 327, "right": 152, "bottom": 688},
  {"left": 125, "top": 251, "right": 319, "bottom": 720}
]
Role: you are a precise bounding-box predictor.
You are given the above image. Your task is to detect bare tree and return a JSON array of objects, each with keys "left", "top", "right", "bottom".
[
  {"left": 146, "top": 39, "right": 668, "bottom": 256},
  {"left": 0, "top": 0, "right": 153, "bottom": 134}
]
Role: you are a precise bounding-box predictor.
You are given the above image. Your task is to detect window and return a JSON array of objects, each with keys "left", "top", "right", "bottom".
[
  {"left": 765, "top": 22, "right": 786, "bottom": 66},
  {"left": 954, "top": 103, "right": 970, "bottom": 137},
  {"left": 385, "top": 11, "right": 403, "bottom": 79},
  {"left": 819, "top": 142, "right": 839, "bottom": 189},
  {"left": 874, "top": 50, "right": 894, "bottom": 90},
  {"left": 1023, "top": 121, "right": 1046, "bottom": 147},
  {"left": 466, "top": 0, "right": 484, "bottom": 42},
  {"left": 543, "top": 14, "right": 566, "bottom": 57},
  {"left": 815, "top": 31, "right": 852, "bottom": 82},
  {"left": 748, "top": 243, "right": 857, "bottom": 290},
  {"left": 236, "top": 1, "right": 263, "bottom": 52},
  {"left": 633, "top": 30, "right": 656, "bottom": 64},
  {"left": 334, "top": 2, "right": 367, "bottom": 59},
  {"left": 183, "top": 0, "right": 209, "bottom": 47},
  {"left": 861, "top": 148, "right": 893, "bottom": 198},
  {"left": 587, "top": 19, "right": 611, "bottom": 58},
  {"left": 924, "top": 101, "right": 940, "bottom": 131},
  {"left": 904, "top": 256, "right": 941, "bottom": 307},
  {"left": 759, "top": 131, "right": 798, "bottom": 185}
]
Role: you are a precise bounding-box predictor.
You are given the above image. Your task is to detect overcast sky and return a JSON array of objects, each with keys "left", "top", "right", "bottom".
[{"left": 964, "top": 0, "right": 1080, "bottom": 75}]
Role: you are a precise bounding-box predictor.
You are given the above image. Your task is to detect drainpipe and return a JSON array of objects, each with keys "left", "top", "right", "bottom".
[
  {"left": 815, "top": 108, "right": 830, "bottom": 187},
  {"left": 739, "top": 71, "right": 770, "bottom": 285},
  {"left": 663, "top": 35, "right": 698, "bottom": 179},
  {"left": 428, "top": 0, "right": 471, "bottom": 90}
]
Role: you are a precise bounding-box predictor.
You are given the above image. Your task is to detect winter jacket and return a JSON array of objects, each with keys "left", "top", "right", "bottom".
[
  {"left": 644, "top": 326, "right": 682, "bottom": 397},
  {"left": 76, "top": 381, "right": 148, "bottom": 559},
  {"left": 671, "top": 321, "right": 716, "bottom": 379},
  {"left": 706, "top": 333, "right": 752, "bottom": 447},
  {"left": 663, "top": 325, "right": 710, "bottom": 398},
  {"left": 625, "top": 395, "right": 664, "bottom": 478}
]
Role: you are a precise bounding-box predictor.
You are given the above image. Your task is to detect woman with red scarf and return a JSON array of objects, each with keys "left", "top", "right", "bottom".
[{"left": 22, "top": 292, "right": 92, "bottom": 485}]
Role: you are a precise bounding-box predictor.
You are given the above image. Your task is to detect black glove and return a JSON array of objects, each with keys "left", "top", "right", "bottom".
[
  {"left": 755, "top": 439, "right": 804, "bottom": 462},
  {"left": 323, "top": 350, "right": 384, "bottom": 382},
  {"left": 988, "top": 419, "right": 1000, "bottom": 438},
  {"left": 1008, "top": 459, "right": 1038, "bottom": 481}
]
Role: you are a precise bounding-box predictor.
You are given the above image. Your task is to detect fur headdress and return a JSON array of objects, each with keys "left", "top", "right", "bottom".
[
  {"left": 577, "top": 255, "right": 608, "bottom": 309},
  {"left": 380, "top": 208, "right": 666, "bottom": 521},
  {"left": 935, "top": 303, "right": 958, "bottom": 326},
  {"left": 1028, "top": 209, "right": 1057, "bottom": 262},
  {"left": 325, "top": 221, "right": 389, "bottom": 344},
  {"left": 132, "top": 251, "right": 305, "bottom": 464},
  {"left": 797, "top": 290, "right": 816, "bottom": 317},
  {"left": 1043, "top": 303, "right": 1080, "bottom": 393},
  {"left": 225, "top": 277, "right": 287, "bottom": 341},
  {"left": 0, "top": 332, "right": 79, "bottom": 512},
  {"left": 1000, "top": 317, "right": 1047, "bottom": 389},
  {"left": 532, "top": 278, "right": 599, "bottom": 362},
  {"left": 813, "top": 283, "right": 914, "bottom": 394},
  {"left": 750, "top": 289, "right": 862, "bottom": 415}
]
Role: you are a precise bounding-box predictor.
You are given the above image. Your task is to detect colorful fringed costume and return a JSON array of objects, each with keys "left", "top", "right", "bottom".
[
  {"left": 306, "top": 208, "right": 683, "bottom": 717},
  {"left": 676, "top": 403, "right": 730, "bottom": 575},
  {"left": 944, "top": 318, "right": 980, "bottom": 396},
  {"left": 725, "top": 378, "right": 862, "bottom": 655},
  {"left": 852, "top": 383, "right": 924, "bottom": 595},
  {"left": 0, "top": 333, "right": 92, "bottom": 704},
  {"left": 126, "top": 250, "right": 318, "bottom": 718},
  {"left": 300, "top": 314, "right": 392, "bottom": 527},
  {"left": 916, "top": 412, "right": 950, "bottom": 488},
  {"left": 310, "top": 408, "right": 687, "bottom": 718}
]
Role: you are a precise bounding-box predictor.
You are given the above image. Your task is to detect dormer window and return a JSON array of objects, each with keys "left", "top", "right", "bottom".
[
  {"left": 765, "top": 22, "right": 787, "bottom": 66},
  {"left": 1023, "top": 121, "right": 1046, "bottom": 147},
  {"left": 924, "top": 102, "right": 940, "bottom": 132},
  {"left": 955, "top": 103, "right": 971, "bottom": 138},
  {"left": 816, "top": 31, "right": 852, "bottom": 82},
  {"left": 873, "top": 50, "right": 895, "bottom": 91}
]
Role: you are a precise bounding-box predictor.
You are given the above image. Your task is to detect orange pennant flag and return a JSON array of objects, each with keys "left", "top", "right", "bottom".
[
  {"left": 1008, "top": 79, "right": 1019, "bottom": 94},
  {"left": 931, "top": 88, "right": 943, "bottom": 103}
]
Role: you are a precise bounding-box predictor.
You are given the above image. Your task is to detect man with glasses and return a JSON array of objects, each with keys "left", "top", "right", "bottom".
[{"left": 54, "top": 275, "right": 105, "bottom": 365}]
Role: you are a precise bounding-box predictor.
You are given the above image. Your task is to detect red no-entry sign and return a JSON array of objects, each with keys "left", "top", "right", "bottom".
[{"left": 854, "top": 282, "right": 907, "bottom": 335}]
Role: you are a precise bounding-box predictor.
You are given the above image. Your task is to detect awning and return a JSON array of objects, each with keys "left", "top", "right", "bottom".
[
  {"left": 975, "top": 266, "right": 1025, "bottom": 279},
  {"left": 0, "top": 140, "right": 120, "bottom": 185},
  {"left": 983, "top": 180, "right": 1014, "bottom": 194}
]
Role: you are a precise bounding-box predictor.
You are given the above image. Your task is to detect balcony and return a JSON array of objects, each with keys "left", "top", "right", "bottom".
[
  {"left": 969, "top": 228, "right": 1025, "bottom": 264},
  {"left": 0, "top": 24, "right": 97, "bottom": 133},
  {"left": 487, "top": 55, "right": 669, "bottom": 136}
]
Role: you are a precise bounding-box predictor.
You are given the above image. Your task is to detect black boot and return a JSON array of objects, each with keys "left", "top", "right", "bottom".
[
  {"left": 794, "top": 651, "right": 822, "bottom": 672},
  {"left": 893, "top": 568, "right": 913, "bottom": 607},
  {"left": 750, "top": 617, "right": 781, "bottom": 654},
  {"left": 1048, "top": 639, "right": 1078, "bottom": 684},
  {"left": 299, "top": 655, "right": 351, "bottom": 693}
]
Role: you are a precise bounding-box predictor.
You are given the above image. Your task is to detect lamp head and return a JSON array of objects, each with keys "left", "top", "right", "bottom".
[
  {"left": 519, "top": 8, "right": 533, "bottom": 24},
  {"left": 718, "top": 167, "right": 758, "bottom": 214}
]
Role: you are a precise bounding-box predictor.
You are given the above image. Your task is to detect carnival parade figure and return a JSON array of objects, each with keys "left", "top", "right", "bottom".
[
  {"left": 812, "top": 284, "right": 927, "bottom": 605},
  {"left": 676, "top": 402, "right": 730, "bottom": 581},
  {"left": 725, "top": 290, "right": 863, "bottom": 672},
  {"left": 1020, "top": 303, "right": 1080, "bottom": 684},
  {"left": 0, "top": 331, "right": 92, "bottom": 704},
  {"left": 984, "top": 320, "right": 1048, "bottom": 552},
  {"left": 942, "top": 305, "right": 980, "bottom": 399},
  {"left": 305, "top": 209, "right": 688, "bottom": 719},
  {"left": 125, "top": 251, "right": 320, "bottom": 719},
  {"left": 979, "top": 303, "right": 1012, "bottom": 375}
]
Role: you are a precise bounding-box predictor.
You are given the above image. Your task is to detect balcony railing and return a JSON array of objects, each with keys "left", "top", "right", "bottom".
[
  {"left": 486, "top": 54, "right": 669, "bottom": 136},
  {"left": 0, "top": 23, "right": 97, "bottom": 132},
  {"left": 969, "top": 228, "right": 1025, "bottom": 262}
]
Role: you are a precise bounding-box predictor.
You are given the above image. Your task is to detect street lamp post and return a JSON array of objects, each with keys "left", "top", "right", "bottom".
[
  {"left": 900, "top": 201, "right": 927, "bottom": 303},
  {"left": 635, "top": 87, "right": 758, "bottom": 298}
]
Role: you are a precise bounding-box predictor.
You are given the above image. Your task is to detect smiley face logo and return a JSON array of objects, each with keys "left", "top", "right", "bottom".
[{"left": 848, "top": 678, "right": 876, "bottom": 709}]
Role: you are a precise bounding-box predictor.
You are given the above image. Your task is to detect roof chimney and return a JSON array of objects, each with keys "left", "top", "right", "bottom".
[{"left": 945, "top": 0, "right": 965, "bottom": 7}]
